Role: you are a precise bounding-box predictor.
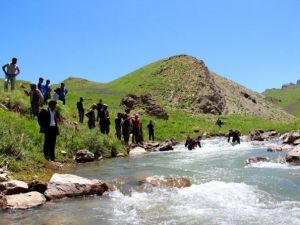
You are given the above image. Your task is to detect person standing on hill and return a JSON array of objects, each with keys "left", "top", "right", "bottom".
[
  {"left": 122, "top": 108, "right": 132, "bottom": 145},
  {"left": 85, "top": 104, "right": 97, "bottom": 129},
  {"left": 115, "top": 113, "right": 122, "bottom": 140},
  {"left": 147, "top": 120, "right": 155, "bottom": 141},
  {"left": 99, "top": 104, "right": 110, "bottom": 134},
  {"left": 37, "top": 77, "right": 44, "bottom": 92},
  {"left": 131, "top": 114, "right": 140, "bottom": 144},
  {"left": 54, "top": 83, "right": 68, "bottom": 105},
  {"left": 2, "top": 57, "right": 20, "bottom": 91},
  {"left": 77, "top": 97, "right": 85, "bottom": 123},
  {"left": 24, "top": 83, "right": 44, "bottom": 117},
  {"left": 96, "top": 99, "right": 103, "bottom": 121},
  {"left": 38, "top": 100, "right": 59, "bottom": 161},
  {"left": 42, "top": 80, "right": 51, "bottom": 103}
]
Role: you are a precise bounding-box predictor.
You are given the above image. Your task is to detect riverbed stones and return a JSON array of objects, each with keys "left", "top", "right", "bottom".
[
  {"left": 140, "top": 177, "right": 191, "bottom": 188},
  {"left": 44, "top": 173, "right": 108, "bottom": 200},
  {"left": 286, "top": 146, "right": 300, "bottom": 164},
  {"left": 28, "top": 180, "right": 48, "bottom": 194},
  {"left": 6, "top": 191, "right": 46, "bottom": 209},
  {"left": 0, "top": 180, "right": 28, "bottom": 195},
  {"left": 129, "top": 147, "right": 147, "bottom": 157},
  {"left": 0, "top": 192, "right": 7, "bottom": 209},
  {"left": 281, "top": 131, "right": 300, "bottom": 145},
  {"left": 0, "top": 172, "right": 9, "bottom": 182},
  {"left": 249, "top": 130, "right": 278, "bottom": 141},
  {"left": 245, "top": 156, "right": 270, "bottom": 165},
  {"left": 75, "top": 149, "right": 95, "bottom": 163}
]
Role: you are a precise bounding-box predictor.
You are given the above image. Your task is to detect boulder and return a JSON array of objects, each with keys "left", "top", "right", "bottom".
[
  {"left": 245, "top": 156, "right": 270, "bottom": 165},
  {"left": 0, "top": 172, "right": 9, "bottom": 182},
  {"left": 28, "top": 180, "right": 48, "bottom": 194},
  {"left": 249, "top": 130, "right": 278, "bottom": 141},
  {"left": 281, "top": 131, "right": 300, "bottom": 145},
  {"left": 156, "top": 139, "right": 177, "bottom": 151},
  {"left": 6, "top": 191, "right": 46, "bottom": 209},
  {"left": 75, "top": 149, "right": 95, "bottom": 163},
  {"left": 267, "top": 144, "right": 293, "bottom": 152},
  {"left": 0, "top": 192, "right": 7, "bottom": 209},
  {"left": 44, "top": 173, "right": 108, "bottom": 200},
  {"left": 143, "top": 141, "right": 160, "bottom": 152},
  {"left": 286, "top": 147, "right": 300, "bottom": 164},
  {"left": 140, "top": 177, "right": 191, "bottom": 188},
  {"left": 0, "top": 180, "right": 28, "bottom": 195},
  {"left": 129, "top": 147, "right": 147, "bottom": 157}
]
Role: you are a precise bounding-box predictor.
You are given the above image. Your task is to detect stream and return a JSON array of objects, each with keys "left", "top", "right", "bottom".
[{"left": 1, "top": 137, "right": 300, "bottom": 225}]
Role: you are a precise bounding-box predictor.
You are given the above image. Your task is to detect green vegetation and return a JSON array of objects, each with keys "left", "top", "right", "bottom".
[
  {"left": 263, "top": 86, "right": 300, "bottom": 117},
  {"left": 0, "top": 56, "right": 299, "bottom": 181}
]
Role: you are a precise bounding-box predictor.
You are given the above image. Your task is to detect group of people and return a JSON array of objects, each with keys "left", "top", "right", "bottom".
[{"left": 77, "top": 98, "right": 155, "bottom": 145}]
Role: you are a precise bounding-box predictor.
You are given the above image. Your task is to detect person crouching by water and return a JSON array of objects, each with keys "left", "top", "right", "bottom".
[
  {"left": 85, "top": 104, "right": 97, "bottom": 129},
  {"left": 228, "top": 129, "right": 241, "bottom": 144},
  {"left": 185, "top": 136, "right": 201, "bottom": 150},
  {"left": 38, "top": 100, "right": 59, "bottom": 161}
]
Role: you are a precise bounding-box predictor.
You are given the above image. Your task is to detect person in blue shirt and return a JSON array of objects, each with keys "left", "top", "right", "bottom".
[{"left": 54, "top": 83, "right": 68, "bottom": 105}]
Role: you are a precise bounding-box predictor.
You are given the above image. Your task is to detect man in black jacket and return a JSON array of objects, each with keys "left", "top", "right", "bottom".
[{"left": 38, "top": 100, "right": 59, "bottom": 161}]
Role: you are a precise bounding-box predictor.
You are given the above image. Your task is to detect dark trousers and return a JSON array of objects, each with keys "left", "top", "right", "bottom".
[
  {"left": 132, "top": 127, "right": 140, "bottom": 144},
  {"left": 100, "top": 122, "right": 109, "bottom": 135},
  {"left": 78, "top": 110, "right": 84, "bottom": 123},
  {"left": 116, "top": 127, "right": 121, "bottom": 140},
  {"left": 149, "top": 131, "right": 154, "bottom": 141},
  {"left": 44, "top": 127, "right": 57, "bottom": 160},
  {"left": 59, "top": 97, "right": 66, "bottom": 105}
]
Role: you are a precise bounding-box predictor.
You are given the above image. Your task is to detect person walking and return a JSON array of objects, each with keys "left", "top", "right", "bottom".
[
  {"left": 38, "top": 100, "right": 59, "bottom": 161},
  {"left": 77, "top": 97, "right": 85, "bottom": 123},
  {"left": 2, "top": 57, "right": 20, "bottom": 91},
  {"left": 147, "top": 120, "right": 155, "bottom": 141},
  {"left": 37, "top": 77, "right": 44, "bottom": 92},
  {"left": 96, "top": 99, "right": 103, "bottom": 121},
  {"left": 122, "top": 109, "right": 131, "bottom": 145},
  {"left": 24, "top": 83, "right": 44, "bottom": 117}
]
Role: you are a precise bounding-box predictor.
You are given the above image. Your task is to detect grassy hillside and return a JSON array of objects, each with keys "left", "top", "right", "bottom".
[
  {"left": 0, "top": 55, "right": 299, "bottom": 180},
  {"left": 263, "top": 86, "right": 300, "bottom": 117}
]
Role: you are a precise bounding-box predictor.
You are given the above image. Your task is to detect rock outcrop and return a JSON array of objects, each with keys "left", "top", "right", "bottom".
[
  {"left": 6, "top": 191, "right": 46, "bottom": 209},
  {"left": 121, "top": 93, "right": 169, "bottom": 120},
  {"left": 249, "top": 130, "right": 278, "bottom": 141},
  {"left": 140, "top": 177, "right": 191, "bottom": 188},
  {"left": 44, "top": 173, "right": 108, "bottom": 200},
  {"left": 0, "top": 180, "right": 28, "bottom": 195},
  {"left": 286, "top": 146, "right": 300, "bottom": 164},
  {"left": 281, "top": 131, "right": 300, "bottom": 145},
  {"left": 75, "top": 149, "right": 95, "bottom": 163}
]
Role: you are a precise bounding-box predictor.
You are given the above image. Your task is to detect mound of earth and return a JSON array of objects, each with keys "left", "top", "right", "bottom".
[{"left": 121, "top": 93, "right": 168, "bottom": 120}]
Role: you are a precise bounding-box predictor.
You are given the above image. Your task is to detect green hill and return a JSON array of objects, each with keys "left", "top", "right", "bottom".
[
  {"left": 0, "top": 55, "right": 298, "bottom": 180},
  {"left": 263, "top": 85, "right": 300, "bottom": 117}
]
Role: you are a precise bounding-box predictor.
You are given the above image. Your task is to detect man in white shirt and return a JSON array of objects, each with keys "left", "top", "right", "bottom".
[{"left": 2, "top": 57, "right": 20, "bottom": 91}]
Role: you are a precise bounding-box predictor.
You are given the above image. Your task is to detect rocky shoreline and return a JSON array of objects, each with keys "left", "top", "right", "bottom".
[{"left": 1, "top": 130, "right": 300, "bottom": 211}]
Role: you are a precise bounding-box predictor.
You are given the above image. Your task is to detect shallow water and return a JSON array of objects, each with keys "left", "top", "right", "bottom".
[{"left": 1, "top": 138, "right": 300, "bottom": 225}]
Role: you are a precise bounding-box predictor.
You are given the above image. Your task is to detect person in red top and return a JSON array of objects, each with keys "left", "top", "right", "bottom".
[{"left": 131, "top": 114, "right": 140, "bottom": 144}]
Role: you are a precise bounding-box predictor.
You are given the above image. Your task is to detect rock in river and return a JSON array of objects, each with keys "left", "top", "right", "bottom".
[
  {"left": 140, "top": 177, "right": 191, "bottom": 188},
  {"left": 245, "top": 156, "right": 270, "bottom": 165},
  {"left": 44, "top": 173, "right": 108, "bottom": 200},
  {"left": 0, "top": 180, "right": 28, "bottom": 195},
  {"left": 6, "top": 191, "right": 46, "bottom": 209}
]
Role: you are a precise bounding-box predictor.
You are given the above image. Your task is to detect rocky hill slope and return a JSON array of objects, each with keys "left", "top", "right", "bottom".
[{"left": 108, "top": 55, "right": 293, "bottom": 121}]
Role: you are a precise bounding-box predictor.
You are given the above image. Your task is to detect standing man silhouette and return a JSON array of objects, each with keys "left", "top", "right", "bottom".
[{"left": 2, "top": 57, "right": 20, "bottom": 91}]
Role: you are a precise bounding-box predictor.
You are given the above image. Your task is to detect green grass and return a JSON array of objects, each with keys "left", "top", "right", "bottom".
[
  {"left": 0, "top": 59, "right": 300, "bottom": 181},
  {"left": 263, "top": 86, "right": 300, "bottom": 117}
]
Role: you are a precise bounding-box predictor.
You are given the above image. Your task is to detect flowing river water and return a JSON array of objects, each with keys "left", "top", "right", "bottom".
[{"left": 1, "top": 138, "right": 300, "bottom": 225}]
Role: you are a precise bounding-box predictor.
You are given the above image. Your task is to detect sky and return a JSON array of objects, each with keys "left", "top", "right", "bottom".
[{"left": 1, "top": 0, "right": 299, "bottom": 92}]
